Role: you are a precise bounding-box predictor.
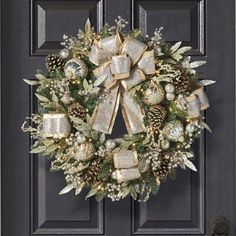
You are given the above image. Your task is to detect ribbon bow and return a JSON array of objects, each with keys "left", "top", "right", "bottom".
[{"left": 89, "top": 34, "right": 155, "bottom": 134}]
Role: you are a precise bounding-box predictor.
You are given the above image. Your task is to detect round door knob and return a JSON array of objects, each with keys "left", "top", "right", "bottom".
[{"left": 211, "top": 215, "right": 229, "bottom": 235}]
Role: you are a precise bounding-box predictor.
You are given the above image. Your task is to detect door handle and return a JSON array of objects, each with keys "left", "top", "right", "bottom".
[{"left": 210, "top": 215, "right": 229, "bottom": 235}]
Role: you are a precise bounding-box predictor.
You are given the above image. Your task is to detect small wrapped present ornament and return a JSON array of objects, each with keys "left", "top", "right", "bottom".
[
  {"left": 113, "top": 150, "right": 138, "bottom": 169},
  {"left": 185, "top": 94, "right": 200, "bottom": 119},
  {"left": 193, "top": 87, "right": 209, "bottom": 110},
  {"left": 112, "top": 168, "right": 141, "bottom": 183},
  {"left": 42, "top": 113, "right": 71, "bottom": 138}
]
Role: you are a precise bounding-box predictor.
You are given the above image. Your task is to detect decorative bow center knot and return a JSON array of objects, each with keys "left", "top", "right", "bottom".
[{"left": 88, "top": 34, "right": 156, "bottom": 134}]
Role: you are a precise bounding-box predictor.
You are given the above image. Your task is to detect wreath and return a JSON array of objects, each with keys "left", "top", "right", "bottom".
[{"left": 22, "top": 17, "right": 215, "bottom": 201}]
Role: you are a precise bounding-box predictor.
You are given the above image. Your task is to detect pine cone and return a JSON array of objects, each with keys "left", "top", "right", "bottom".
[
  {"left": 84, "top": 160, "right": 101, "bottom": 186},
  {"left": 173, "top": 75, "right": 190, "bottom": 94},
  {"left": 155, "top": 158, "right": 171, "bottom": 178},
  {"left": 68, "top": 103, "right": 86, "bottom": 121},
  {"left": 46, "top": 54, "right": 65, "bottom": 72},
  {"left": 148, "top": 105, "right": 167, "bottom": 132}
]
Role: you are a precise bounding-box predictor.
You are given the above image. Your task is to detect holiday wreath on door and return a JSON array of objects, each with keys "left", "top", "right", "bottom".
[{"left": 22, "top": 17, "right": 214, "bottom": 201}]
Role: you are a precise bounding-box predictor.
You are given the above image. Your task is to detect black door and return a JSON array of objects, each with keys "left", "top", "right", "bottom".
[{"left": 2, "top": 0, "right": 235, "bottom": 235}]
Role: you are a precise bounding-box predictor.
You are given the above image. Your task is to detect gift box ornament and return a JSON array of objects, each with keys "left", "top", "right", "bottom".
[
  {"left": 42, "top": 113, "right": 71, "bottom": 138},
  {"left": 112, "top": 168, "right": 141, "bottom": 183},
  {"left": 185, "top": 94, "right": 201, "bottom": 119},
  {"left": 194, "top": 87, "right": 209, "bottom": 110},
  {"left": 113, "top": 150, "right": 138, "bottom": 169}
]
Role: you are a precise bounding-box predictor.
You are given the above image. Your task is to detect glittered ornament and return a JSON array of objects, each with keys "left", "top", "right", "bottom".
[
  {"left": 46, "top": 54, "right": 65, "bottom": 72},
  {"left": 148, "top": 105, "right": 167, "bottom": 132},
  {"left": 84, "top": 159, "right": 101, "bottom": 185},
  {"left": 173, "top": 75, "right": 190, "bottom": 94},
  {"left": 74, "top": 142, "right": 96, "bottom": 161},
  {"left": 164, "top": 120, "right": 184, "bottom": 141},
  {"left": 42, "top": 113, "right": 71, "bottom": 138},
  {"left": 68, "top": 103, "right": 86, "bottom": 121},
  {"left": 59, "top": 49, "right": 70, "bottom": 59},
  {"left": 64, "top": 58, "right": 88, "bottom": 79},
  {"left": 138, "top": 155, "right": 150, "bottom": 173},
  {"left": 143, "top": 82, "right": 165, "bottom": 105}
]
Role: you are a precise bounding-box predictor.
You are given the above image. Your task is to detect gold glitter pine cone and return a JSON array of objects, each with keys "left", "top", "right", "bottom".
[
  {"left": 154, "top": 158, "right": 171, "bottom": 178},
  {"left": 173, "top": 75, "right": 190, "bottom": 94},
  {"left": 148, "top": 105, "right": 167, "bottom": 132},
  {"left": 84, "top": 159, "right": 101, "bottom": 186},
  {"left": 46, "top": 54, "right": 65, "bottom": 72},
  {"left": 68, "top": 103, "right": 86, "bottom": 121}
]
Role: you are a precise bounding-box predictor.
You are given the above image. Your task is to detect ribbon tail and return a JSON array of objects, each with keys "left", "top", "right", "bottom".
[
  {"left": 91, "top": 84, "right": 120, "bottom": 134},
  {"left": 121, "top": 91, "right": 146, "bottom": 134}
]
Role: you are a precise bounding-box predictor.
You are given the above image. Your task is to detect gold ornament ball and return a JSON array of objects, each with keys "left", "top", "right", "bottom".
[
  {"left": 161, "top": 139, "right": 170, "bottom": 150},
  {"left": 143, "top": 82, "right": 165, "bottom": 105},
  {"left": 164, "top": 120, "right": 184, "bottom": 141},
  {"left": 64, "top": 58, "right": 88, "bottom": 79},
  {"left": 74, "top": 141, "right": 96, "bottom": 161}
]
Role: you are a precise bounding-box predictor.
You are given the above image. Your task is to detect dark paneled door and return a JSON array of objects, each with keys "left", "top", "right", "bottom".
[{"left": 2, "top": 0, "right": 235, "bottom": 235}]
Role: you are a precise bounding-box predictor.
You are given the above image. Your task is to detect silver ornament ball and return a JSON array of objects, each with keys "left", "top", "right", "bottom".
[
  {"left": 105, "top": 139, "right": 116, "bottom": 150},
  {"left": 165, "top": 83, "right": 175, "bottom": 93},
  {"left": 59, "top": 49, "right": 70, "bottom": 59},
  {"left": 77, "top": 134, "right": 86, "bottom": 144},
  {"left": 166, "top": 92, "right": 175, "bottom": 101},
  {"left": 64, "top": 58, "right": 88, "bottom": 79}
]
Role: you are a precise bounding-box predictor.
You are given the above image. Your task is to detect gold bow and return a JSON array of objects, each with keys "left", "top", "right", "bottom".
[{"left": 89, "top": 34, "right": 155, "bottom": 134}]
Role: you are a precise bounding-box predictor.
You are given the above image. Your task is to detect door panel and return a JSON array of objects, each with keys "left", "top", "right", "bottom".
[{"left": 2, "top": 0, "right": 235, "bottom": 236}]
